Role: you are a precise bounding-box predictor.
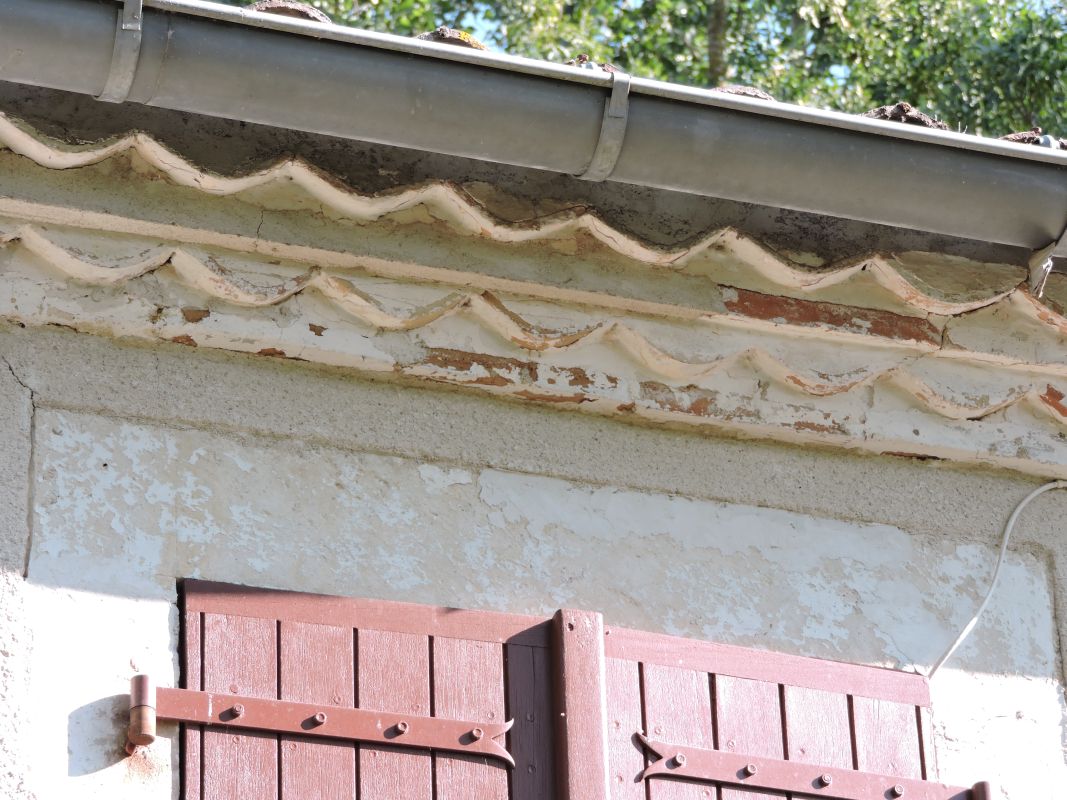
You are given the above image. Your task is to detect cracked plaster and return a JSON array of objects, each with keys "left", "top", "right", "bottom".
[
  {"left": 0, "top": 328, "right": 1063, "bottom": 797},
  {"left": 2, "top": 141, "right": 1067, "bottom": 474},
  {"left": 22, "top": 407, "right": 1067, "bottom": 799},
  {"left": 0, "top": 349, "right": 33, "bottom": 799},
  {"left": 0, "top": 84, "right": 1066, "bottom": 800}
]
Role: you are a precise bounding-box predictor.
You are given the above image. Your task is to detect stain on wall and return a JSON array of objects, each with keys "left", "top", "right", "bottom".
[{"left": 22, "top": 409, "right": 1065, "bottom": 799}]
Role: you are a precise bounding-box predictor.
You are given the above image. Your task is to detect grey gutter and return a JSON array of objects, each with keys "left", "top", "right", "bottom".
[{"left": 2, "top": 0, "right": 1067, "bottom": 256}]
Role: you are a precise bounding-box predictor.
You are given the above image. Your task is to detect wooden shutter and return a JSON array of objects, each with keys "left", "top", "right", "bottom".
[
  {"left": 181, "top": 580, "right": 556, "bottom": 800},
  {"left": 600, "top": 626, "right": 982, "bottom": 800},
  {"left": 170, "top": 581, "right": 989, "bottom": 800}
]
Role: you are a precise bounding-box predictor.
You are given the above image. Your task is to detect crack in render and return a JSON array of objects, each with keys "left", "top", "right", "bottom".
[
  {"left": 0, "top": 353, "right": 37, "bottom": 578},
  {"left": 21, "top": 398, "right": 35, "bottom": 579},
  {"left": 0, "top": 352, "right": 30, "bottom": 394},
  {"left": 934, "top": 285, "right": 1025, "bottom": 354},
  {"left": 1034, "top": 542, "right": 1067, "bottom": 692}
]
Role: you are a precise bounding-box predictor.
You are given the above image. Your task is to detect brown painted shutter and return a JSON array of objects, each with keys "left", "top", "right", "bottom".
[
  {"left": 182, "top": 581, "right": 556, "bottom": 800},
  {"left": 601, "top": 626, "right": 979, "bottom": 800},
  {"left": 177, "top": 582, "right": 989, "bottom": 800}
]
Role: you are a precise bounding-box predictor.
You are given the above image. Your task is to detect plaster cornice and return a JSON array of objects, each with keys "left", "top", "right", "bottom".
[{"left": 2, "top": 114, "right": 1067, "bottom": 476}]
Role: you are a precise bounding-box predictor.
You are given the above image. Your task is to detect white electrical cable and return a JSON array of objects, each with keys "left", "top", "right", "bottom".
[{"left": 927, "top": 480, "right": 1067, "bottom": 678}]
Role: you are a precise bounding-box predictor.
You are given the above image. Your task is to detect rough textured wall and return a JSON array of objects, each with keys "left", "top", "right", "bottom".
[
  {"left": 3, "top": 326, "right": 1064, "bottom": 800},
  {"left": 0, "top": 80, "right": 1065, "bottom": 799},
  {"left": 0, "top": 352, "right": 31, "bottom": 797}
]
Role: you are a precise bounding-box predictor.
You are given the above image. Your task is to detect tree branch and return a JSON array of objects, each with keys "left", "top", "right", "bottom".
[{"left": 707, "top": 0, "right": 728, "bottom": 87}]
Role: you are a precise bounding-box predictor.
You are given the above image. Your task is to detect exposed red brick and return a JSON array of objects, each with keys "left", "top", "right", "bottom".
[
  {"left": 723, "top": 286, "right": 940, "bottom": 345},
  {"left": 561, "top": 366, "right": 594, "bottom": 388},
  {"left": 792, "top": 419, "right": 846, "bottom": 436},
  {"left": 257, "top": 347, "right": 286, "bottom": 357},
  {"left": 170, "top": 334, "right": 197, "bottom": 347},
  {"left": 423, "top": 349, "right": 537, "bottom": 385},
  {"left": 180, "top": 307, "right": 210, "bottom": 323},
  {"left": 640, "top": 381, "right": 714, "bottom": 416},
  {"left": 308, "top": 323, "right": 327, "bottom": 336},
  {"left": 417, "top": 349, "right": 618, "bottom": 395},
  {"left": 1040, "top": 384, "right": 1067, "bottom": 416}
]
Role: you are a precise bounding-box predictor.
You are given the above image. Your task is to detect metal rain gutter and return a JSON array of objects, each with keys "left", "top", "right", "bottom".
[{"left": 2, "top": 0, "right": 1067, "bottom": 256}]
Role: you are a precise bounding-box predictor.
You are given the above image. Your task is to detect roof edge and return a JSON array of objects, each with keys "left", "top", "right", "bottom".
[{"left": 1, "top": 0, "right": 1065, "bottom": 257}]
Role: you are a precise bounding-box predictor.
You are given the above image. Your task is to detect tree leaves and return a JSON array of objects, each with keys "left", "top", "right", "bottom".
[{"left": 218, "top": 0, "right": 1067, "bottom": 136}]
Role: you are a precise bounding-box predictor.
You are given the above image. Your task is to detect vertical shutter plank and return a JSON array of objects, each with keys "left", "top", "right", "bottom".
[
  {"left": 358, "top": 629, "right": 432, "bottom": 800},
  {"left": 554, "top": 610, "right": 610, "bottom": 800},
  {"left": 202, "top": 614, "right": 278, "bottom": 800},
  {"left": 182, "top": 608, "right": 202, "bottom": 800},
  {"left": 605, "top": 658, "right": 645, "bottom": 800},
  {"left": 715, "top": 676, "right": 784, "bottom": 800},
  {"left": 782, "top": 686, "right": 852, "bottom": 768},
  {"left": 643, "top": 663, "right": 715, "bottom": 800},
  {"left": 433, "top": 637, "right": 509, "bottom": 800},
  {"left": 507, "top": 643, "right": 556, "bottom": 800},
  {"left": 279, "top": 621, "right": 356, "bottom": 800},
  {"left": 852, "top": 698, "right": 923, "bottom": 779}
]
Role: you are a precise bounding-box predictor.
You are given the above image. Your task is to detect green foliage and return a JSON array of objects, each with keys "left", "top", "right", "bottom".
[{"left": 219, "top": 0, "right": 1067, "bottom": 136}]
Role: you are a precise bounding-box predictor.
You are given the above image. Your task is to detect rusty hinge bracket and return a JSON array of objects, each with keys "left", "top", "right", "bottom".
[
  {"left": 637, "top": 735, "right": 991, "bottom": 800},
  {"left": 127, "top": 675, "right": 514, "bottom": 766}
]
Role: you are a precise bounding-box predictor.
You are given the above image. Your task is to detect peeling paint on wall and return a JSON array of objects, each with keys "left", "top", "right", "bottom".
[
  {"left": 1, "top": 114, "right": 1067, "bottom": 477},
  {"left": 2, "top": 215, "right": 1067, "bottom": 475},
  {"left": 22, "top": 409, "right": 1066, "bottom": 799},
  {"left": 3, "top": 110, "right": 1067, "bottom": 800}
]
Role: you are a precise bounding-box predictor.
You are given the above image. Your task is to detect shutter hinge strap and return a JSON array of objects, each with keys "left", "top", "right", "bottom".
[
  {"left": 98, "top": 0, "right": 145, "bottom": 103},
  {"left": 637, "top": 735, "right": 987, "bottom": 800},
  {"left": 127, "top": 675, "right": 515, "bottom": 766}
]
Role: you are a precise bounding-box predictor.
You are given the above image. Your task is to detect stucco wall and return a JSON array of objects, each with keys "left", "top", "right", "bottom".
[
  {"left": 1, "top": 325, "right": 1065, "bottom": 799},
  {"left": 0, "top": 344, "right": 32, "bottom": 796}
]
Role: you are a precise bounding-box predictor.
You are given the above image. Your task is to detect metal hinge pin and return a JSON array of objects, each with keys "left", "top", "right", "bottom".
[
  {"left": 312, "top": 712, "right": 327, "bottom": 726},
  {"left": 127, "top": 674, "right": 156, "bottom": 750},
  {"left": 819, "top": 773, "right": 833, "bottom": 787},
  {"left": 744, "top": 763, "right": 758, "bottom": 777},
  {"left": 891, "top": 785, "right": 905, "bottom": 797},
  {"left": 673, "top": 753, "right": 687, "bottom": 768}
]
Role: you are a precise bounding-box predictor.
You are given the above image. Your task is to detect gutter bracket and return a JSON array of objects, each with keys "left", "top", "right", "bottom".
[
  {"left": 1027, "top": 216, "right": 1067, "bottom": 298},
  {"left": 97, "top": 0, "right": 144, "bottom": 103},
  {"left": 575, "top": 71, "right": 631, "bottom": 182}
]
